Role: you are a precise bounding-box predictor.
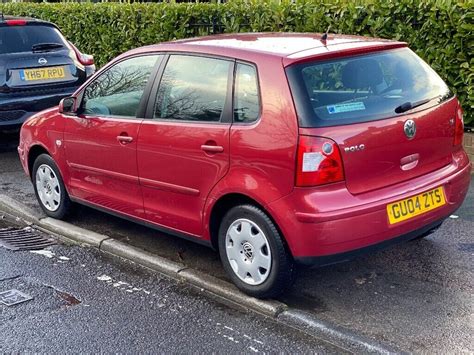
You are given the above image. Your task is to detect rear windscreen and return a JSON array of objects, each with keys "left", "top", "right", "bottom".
[
  {"left": 0, "top": 25, "right": 66, "bottom": 54},
  {"left": 286, "top": 48, "right": 453, "bottom": 127}
]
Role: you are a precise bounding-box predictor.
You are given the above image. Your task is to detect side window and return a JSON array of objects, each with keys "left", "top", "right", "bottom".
[
  {"left": 82, "top": 55, "right": 160, "bottom": 117},
  {"left": 154, "top": 55, "right": 231, "bottom": 122},
  {"left": 234, "top": 63, "right": 260, "bottom": 123}
]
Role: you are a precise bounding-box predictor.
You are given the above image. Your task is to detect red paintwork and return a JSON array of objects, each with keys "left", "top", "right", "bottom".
[
  {"left": 18, "top": 33, "right": 471, "bottom": 261},
  {"left": 137, "top": 120, "right": 230, "bottom": 237},
  {"left": 64, "top": 115, "right": 145, "bottom": 218}
]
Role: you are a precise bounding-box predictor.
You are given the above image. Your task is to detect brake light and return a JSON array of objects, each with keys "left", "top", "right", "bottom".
[
  {"left": 6, "top": 20, "right": 27, "bottom": 26},
  {"left": 454, "top": 106, "right": 464, "bottom": 146},
  {"left": 296, "top": 136, "right": 344, "bottom": 187},
  {"left": 69, "top": 42, "right": 94, "bottom": 66}
]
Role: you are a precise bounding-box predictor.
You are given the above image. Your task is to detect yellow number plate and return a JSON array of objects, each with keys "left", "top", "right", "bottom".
[
  {"left": 387, "top": 186, "right": 446, "bottom": 224},
  {"left": 20, "top": 66, "right": 66, "bottom": 81}
]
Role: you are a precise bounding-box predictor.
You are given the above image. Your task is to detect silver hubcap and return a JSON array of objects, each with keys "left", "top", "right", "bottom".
[
  {"left": 35, "top": 164, "right": 61, "bottom": 212},
  {"left": 225, "top": 219, "right": 272, "bottom": 286}
]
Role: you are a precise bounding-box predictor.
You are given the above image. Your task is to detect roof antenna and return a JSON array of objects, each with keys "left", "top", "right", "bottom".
[{"left": 321, "top": 25, "right": 331, "bottom": 45}]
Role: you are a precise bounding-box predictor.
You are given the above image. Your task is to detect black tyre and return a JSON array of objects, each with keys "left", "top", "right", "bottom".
[
  {"left": 32, "top": 154, "right": 71, "bottom": 219},
  {"left": 218, "top": 204, "right": 296, "bottom": 298}
]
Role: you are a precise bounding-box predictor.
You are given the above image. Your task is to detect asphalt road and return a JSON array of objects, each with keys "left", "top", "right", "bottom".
[
  {"left": 1, "top": 133, "right": 473, "bottom": 353},
  {"left": 0, "top": 215, "right": 345, "bottom": 353}
]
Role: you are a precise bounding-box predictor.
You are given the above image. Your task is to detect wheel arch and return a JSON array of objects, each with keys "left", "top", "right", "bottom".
[
  {"left": 27, "top": 144, "right": 52, "bottom": 178},
  {"left": 208, "top": 192, "right": 290, "bottom": 255}
]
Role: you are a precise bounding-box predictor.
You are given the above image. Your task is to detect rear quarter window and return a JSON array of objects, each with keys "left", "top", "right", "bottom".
[
  {"left": 234, "top": 63, "right": 260, "bottom": 123},
  {"left": 0, "top": 25, "right": 66, "bottom": 54},
  {"left": 286, "top": 48, "right": 453, "bottom": 127}
]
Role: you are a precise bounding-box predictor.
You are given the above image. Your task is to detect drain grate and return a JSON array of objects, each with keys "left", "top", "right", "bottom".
[{"left": 0, "top": 227, "right": 56, "bottom": 251}]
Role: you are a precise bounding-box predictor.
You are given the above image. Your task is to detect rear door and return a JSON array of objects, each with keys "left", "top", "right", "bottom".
[
  {"left": 137, "top": 54, "right": 233, "bottom": 236},
  {"left": 0, "top": 22, "right": 86, "bottom": 93},
  {"left": 286, "top": 48, "right": 456, "bottom": 194},
  {"left": 64, "top": 54, "right": 161, "bottom": 218}
]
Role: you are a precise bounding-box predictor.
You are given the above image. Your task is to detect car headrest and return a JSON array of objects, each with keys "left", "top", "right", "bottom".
[{"left": 342, "top": 59, "right": 383, "bottom": 90}]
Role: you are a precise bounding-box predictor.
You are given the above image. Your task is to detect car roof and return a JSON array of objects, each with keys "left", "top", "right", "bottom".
[{"left": 139, "top": 32, "right": 407, "bottom": 66}]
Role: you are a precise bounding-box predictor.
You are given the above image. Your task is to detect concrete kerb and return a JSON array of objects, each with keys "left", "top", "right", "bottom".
[
  {"left": 277, "top": 309, "right": 403, "bottom": 354},
  {"left": 177, "top": 268, "right": 287, "bottom": 318},
  {"left": 100, "top": 238, "right": 186, "bottom": 277},
  {"left": 0, "top": 194, "right": 42, "bottom": 224},
  {"left": 40, "top": 217, "right": 109, "bottom": 248},
  {"left": 0, "top": 193, "right": 401, "bottom": 354}
]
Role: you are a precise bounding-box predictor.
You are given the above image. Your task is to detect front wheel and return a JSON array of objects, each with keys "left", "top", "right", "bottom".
[
  {"left": 218, "top": 204, "right": 295, "bottom": 298},
  {"left": 32, "top": 154, "right": 71, "bottom": 219}
]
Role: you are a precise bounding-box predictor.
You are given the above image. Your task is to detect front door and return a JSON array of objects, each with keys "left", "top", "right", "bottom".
[
  {"left": 64, "top": 54, "right": 161, "bottom": 218},
  {"left": 137, "top": 54, "right": 233, "bottom": 236}
]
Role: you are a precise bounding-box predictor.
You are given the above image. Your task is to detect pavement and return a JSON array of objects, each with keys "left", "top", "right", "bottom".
[{"left": 1, "top": 133, "right": 473, "bottom": 353}]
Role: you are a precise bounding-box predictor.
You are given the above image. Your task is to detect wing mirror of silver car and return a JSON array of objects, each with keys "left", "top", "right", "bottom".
[{"left": 59, "top": 97, "right": 78, "bottom": 116}]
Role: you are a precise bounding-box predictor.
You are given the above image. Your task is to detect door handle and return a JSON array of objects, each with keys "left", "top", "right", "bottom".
[
  {"left": 201, "top": 144, "right": 224, "bottom": 153},
  {"left": 117, "top": 135, "right": 134, "bottom": 144}
]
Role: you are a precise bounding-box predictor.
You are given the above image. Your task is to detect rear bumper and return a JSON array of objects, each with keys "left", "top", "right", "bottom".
[
  {"left": 295, "top": 218, "right": 444, "bottom": 266},
  {"left": 266, "top": 149, "right": 471, "bottom": 263},
  {"left": 0, "top": 87, "right": 77, "bottom": 128}
]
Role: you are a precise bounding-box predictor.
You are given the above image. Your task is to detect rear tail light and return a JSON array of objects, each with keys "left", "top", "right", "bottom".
[
  {"left": 454, "top": 106, "right": 464, "bottom": 146},
  {"left": 69, "top": 42, "right": 94, "bottom": 66},
  {"left": 296, "top": 136, "right": 345, "bottom": 187},
  {"left": 6, "top": 20, "right": 27, "bottom": 26}
]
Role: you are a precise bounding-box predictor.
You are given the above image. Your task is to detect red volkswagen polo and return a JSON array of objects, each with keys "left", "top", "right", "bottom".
[{"left": 18, "top": 33, "right": 471, "bottom": 298}]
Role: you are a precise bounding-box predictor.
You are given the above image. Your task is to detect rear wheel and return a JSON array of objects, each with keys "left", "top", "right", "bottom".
[
  {"left": 218, "top": 204, "right": 295, "bottom": 298},
  {"left": 32, "top": 154, "right": 71, "bottom": 219}
]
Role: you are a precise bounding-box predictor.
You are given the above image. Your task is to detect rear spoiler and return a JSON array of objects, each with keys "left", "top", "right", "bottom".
[{"left": 283, "top": 41, "right": 407, "bottom": 67}]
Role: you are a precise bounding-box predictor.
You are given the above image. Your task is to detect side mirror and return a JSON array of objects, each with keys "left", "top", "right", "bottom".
[{"left": 59, "top": 97, "right": 77, "bottom": 115}]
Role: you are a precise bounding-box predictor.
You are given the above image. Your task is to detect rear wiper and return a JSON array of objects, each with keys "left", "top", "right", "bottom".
[
  {"left": 32, "top": 43, "right": 64, "bottom": 52},
  {"left": 394, "top": 98, "right": 431, "bottom": 114}
]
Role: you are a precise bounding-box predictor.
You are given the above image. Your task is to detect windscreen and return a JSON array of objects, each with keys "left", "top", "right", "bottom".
[
  {"left": 0, "top": 25, "right": 66, "bottom": 54},
  {"left": 286, "top": 48, "right": 452, "bottom": 127}
]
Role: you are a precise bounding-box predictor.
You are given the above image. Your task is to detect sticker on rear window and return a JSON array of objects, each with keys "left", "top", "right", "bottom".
[{"left": 327, "top": 102, "right": 366, "bottom": 114}]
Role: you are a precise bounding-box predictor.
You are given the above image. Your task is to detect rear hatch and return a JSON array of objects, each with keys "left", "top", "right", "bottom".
[
  {"left": 286, "top": 47, "right": 457, "bottom": 194},
  {"left": 0, "top": 21, "right": 86, "bottom": 94}
]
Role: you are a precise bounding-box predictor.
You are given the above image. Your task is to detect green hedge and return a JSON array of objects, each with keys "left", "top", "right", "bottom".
[{"left": 1, "top": 0, "right": 473, "bottom": 125}]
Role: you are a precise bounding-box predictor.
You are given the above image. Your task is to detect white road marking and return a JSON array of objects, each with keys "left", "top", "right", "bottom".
[
  {"left": 30, "top": 249, "right": 55, "bottom": 258},
  {"left": 223, "top": 335, "right": 239, "bottom": 344},
  {"left": 96, "top": 274, "right": 152, "bottom": 296},
  {"left": 97, "top": 275, "right": 112, "bottom": 281},
  {"left": 215, "top": 323, "right": 264, "bottom": 348}
]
